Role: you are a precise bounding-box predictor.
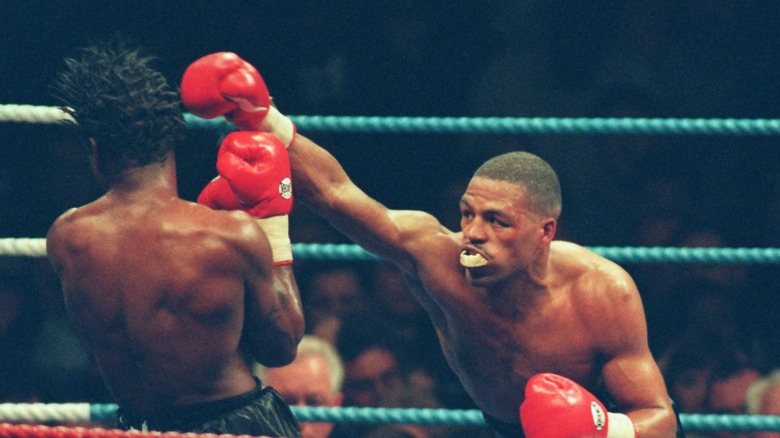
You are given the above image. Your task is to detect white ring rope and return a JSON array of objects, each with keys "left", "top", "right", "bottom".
[
  {"left": 0, "top": 403, "right": 90, "bottom": 423},
  {"left": 0, "top": 105, "right": 75, "bottom": 124},
  {"left": 0, "top": 238, "right": 47, "bottom": 257}
]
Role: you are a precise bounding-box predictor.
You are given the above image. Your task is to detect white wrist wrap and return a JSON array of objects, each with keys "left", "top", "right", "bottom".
[
  {"left": 606, "top": 412, "right": 636, "bottom": 438},
  {"left": 255, "top": 215, "right": 292, "bottom": 265},
  {"left": 261, "top": 106, "right": 295, "bottom": 148}
]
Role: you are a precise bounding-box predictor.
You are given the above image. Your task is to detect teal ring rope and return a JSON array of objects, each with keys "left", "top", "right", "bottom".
[
  {"left": 3, "top": 106, "right": 780, "bottom": 135},
  {"left": 292, "top": 244, "right": 780, "bottom": 264},
  {"left": 185, "top": 114, "right": 780, "bottom": 136},
  {"left": 2, "top": 239, "right": 779, "bottom": 263},
  {"left": 82, "top": 404, "right": 780, "bottom": 432}
]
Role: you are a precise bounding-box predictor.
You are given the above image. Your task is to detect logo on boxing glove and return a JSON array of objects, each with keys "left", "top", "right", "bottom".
[
  {"left": 591, "top": 401, "right": 606, "bottom": 431},
  {"left": 279, "top": 177, "right": 292, "bottom": 200}
]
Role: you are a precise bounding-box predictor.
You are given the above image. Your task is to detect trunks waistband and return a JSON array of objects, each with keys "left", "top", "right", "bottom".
[{"left": 117, "top": 378, "right": 263, "bottom": 431}]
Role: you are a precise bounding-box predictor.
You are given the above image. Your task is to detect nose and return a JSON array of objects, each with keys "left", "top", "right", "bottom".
[{"left": 462, "top": 217, "right": 487, "bottom": 243}]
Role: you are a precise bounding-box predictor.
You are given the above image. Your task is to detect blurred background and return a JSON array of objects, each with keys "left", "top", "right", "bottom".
[{"left": 2, "top": 0, "right": 780, "bottom": 432}]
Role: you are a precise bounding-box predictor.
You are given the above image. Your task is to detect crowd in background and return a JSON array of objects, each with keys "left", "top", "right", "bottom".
[{"left": 3, "top": 2, "right": 780, "bottom": 437}]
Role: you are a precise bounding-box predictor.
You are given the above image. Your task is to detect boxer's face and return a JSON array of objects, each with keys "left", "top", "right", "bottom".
[{"left": 460, "top": 177, "right": 553, "bottom": 287}]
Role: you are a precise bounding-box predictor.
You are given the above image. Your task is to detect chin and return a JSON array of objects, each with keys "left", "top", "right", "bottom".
[{"left": 465, "top": 268, "right": 494, "bottom": 287}]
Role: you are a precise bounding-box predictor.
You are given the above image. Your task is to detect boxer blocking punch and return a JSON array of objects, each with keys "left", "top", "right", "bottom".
[
  {"left": 199, "top": 131, "right": 293, "bottom": 265},
  {"left": 47, "top": 40, "right": 303, "bottom": 437}
]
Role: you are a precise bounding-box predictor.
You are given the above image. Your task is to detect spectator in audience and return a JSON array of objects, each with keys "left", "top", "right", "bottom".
[
  {"left": 372, "top": 385, "right": 491, "bottom": 438},
  {"left": 303, "top": 265, "right": 368, "bottom": 344},
  {"left": 706, "top": 361, "right": 763, "bottom": 438},
  {"left": 368, "top": 262, "right": 474, "bottom": 411},
  {"left": 368, "top": 263, "right": 441, "bottom": 388},
  {"left": 333, "top": 311, "right": 409, "bottom": 437},
  {"left": 0, "top": 261, "right": 41, "bottom": 402},
  {"left": 256, "top": 335, "right": 345, "bottom": 438},
  {"left": 658, "top": 278, "right": 764, "bottom": 383},
  {"left": 337, "top": 312, "right": 406, "bottom": 408},
  {"left": 661, "top": 334, "right": 718, "bottom": 415},
  {"left": 745, "top": 369, "right": 780, "bottom": 438}
]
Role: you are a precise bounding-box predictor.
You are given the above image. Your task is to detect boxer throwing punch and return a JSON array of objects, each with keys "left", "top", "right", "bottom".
[
  {"left": 181, "top": 52, "right": 681, "bottom": 438},
  {"left": 46, "top": 41, "right": 303, "bottom": 436}
]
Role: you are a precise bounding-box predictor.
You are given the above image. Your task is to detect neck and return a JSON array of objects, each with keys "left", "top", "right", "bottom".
[
  {"left": 105, "top": 152, "right": 178, "bottom": 199},
  {"left": 490, "top": 278, "right": 547, "bottom": 319},
  {"left": 486, "top": 246, "right": 552, "bottom": 317}
]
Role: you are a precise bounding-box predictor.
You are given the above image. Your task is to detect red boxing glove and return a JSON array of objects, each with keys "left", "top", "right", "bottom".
[
  {"left": 181, "top": 52, "right": 270, "bottom": 127},
  {"left": 198, "top": 132, "right": 293, "bottom": 265},
  {"left": 520, "top": 373, "right": 636, "bottom": 438},
  {"left": 216, "top": 131, "right": 292, "bottom": 216},
  {"left": 181, "top": 52, "right": 295, "bottom": 146},
  {"left": 198, "top": 176, "right": 242, "bottom": 210}
]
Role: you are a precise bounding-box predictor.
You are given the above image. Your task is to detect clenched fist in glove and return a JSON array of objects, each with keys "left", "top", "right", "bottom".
[
  {"left": 199, "top": 131, "right": 293, "bottom": 265},
  {"left": 520, "top": 373, "right": 636, "bottom": 438},
  {"left": 181, "top": 52, "right": 295, "bottom": 146}
]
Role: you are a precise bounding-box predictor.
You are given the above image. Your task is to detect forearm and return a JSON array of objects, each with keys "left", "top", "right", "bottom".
[
  {"left": 604, "top": 367, "right": 678, "bottom": 438},
  {"left": 629, "top": 406, "right": 678, "bottom": 438},
  {"left": 287, "top": 134, "right": 402, "bottom": 256},
  {"left": 245, "top": 265, "right": 304, "bottom": 367},
  {"left": 288, "top": 133, "right": 355, "bottom": 210},
  {"left": 272, "top": 264, "right": 305, "bottom": 342}
]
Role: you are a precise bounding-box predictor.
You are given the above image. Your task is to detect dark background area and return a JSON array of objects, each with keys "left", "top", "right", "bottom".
[
  {"left": 2, "top": 0, "right": 780, "bottom": 408},
  {"left": 2, "top": 1, "right": 780, "bottom": 243}
]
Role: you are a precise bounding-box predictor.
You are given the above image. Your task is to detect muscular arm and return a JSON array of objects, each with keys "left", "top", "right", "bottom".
[
  {"left": 238, "top": 217, "right": 304, "bottom": 366},
  {"left": 597, "top": 270, "right": 677, "bottom": 438},
  {"left": 288, "top": 134, "right": 443, "bottom": 273}
]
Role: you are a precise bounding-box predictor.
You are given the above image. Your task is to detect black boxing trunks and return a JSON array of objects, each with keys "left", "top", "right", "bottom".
[
  {"left": 116, "top": 379, "right": 301, "bottom": 437},
  {"left": 671, "top": 399, "right": 687, "bottom": 438}
]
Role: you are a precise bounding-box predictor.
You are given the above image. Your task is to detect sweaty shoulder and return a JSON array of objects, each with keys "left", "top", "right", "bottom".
[
  {"left": 551, "top": 241, "right": 646, "bottom": 347},
  {"left": 187, "top": 204, "right": 272, "bottom": 264},
  {"left": 388, "top": 209, "right": 459, "bottom": 272},
  {"left": 551, "top": 241, "right": 638, "bottom": 301},
  {"left": 47, "top": 207, "right": 79, "bottom": 238},
  {"left": 46, "top": 205, "right": 110, "bottom": 260},
  {"left": 46, "top": 207, "right": 81, "bottom": 267}
]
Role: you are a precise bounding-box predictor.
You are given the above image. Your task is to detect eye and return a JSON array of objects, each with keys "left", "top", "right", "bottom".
[{"left": 488, "top": 216, "right": 509, "bottom": 227}]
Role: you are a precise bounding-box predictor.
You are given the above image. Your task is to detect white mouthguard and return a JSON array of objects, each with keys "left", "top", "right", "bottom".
[{"left": 460, "top": 251, "right": 488, "bottom": 267}]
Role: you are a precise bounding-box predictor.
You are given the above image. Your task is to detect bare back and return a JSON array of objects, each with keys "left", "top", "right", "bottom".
[{"left": 46, "top": 193, "right": 275, "bottom": 415}]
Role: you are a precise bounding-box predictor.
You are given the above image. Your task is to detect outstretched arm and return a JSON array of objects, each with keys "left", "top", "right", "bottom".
[
  {"left": 288, "top": 133, "right": 435, "bottom": 273},
  {"left": 180, "top": 51, "right": 444, "bottom": 272}
]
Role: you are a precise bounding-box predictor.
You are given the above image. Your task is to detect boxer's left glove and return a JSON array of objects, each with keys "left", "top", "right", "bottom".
[
  {"left": 198, "top": 131, "right": 293, "bottom": 266},
  {"left": 181, "top": 52, "right": 295, "bottom": 146},
  {"left": 520, "top": 373, "right": 636, "bottom": 438}
]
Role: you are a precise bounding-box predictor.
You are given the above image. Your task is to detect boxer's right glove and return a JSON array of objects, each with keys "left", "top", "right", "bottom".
[
  {"left": 181, "top": 52, "right": 295, "bottom": 146},
  {"left": 198, "top": 131, "right": 293, "bottom": 265},
  {"left": 520, "top": 373, "right": 636, "bottom": 438}
]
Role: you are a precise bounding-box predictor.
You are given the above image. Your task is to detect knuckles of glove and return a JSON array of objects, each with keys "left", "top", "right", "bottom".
[
  {"left": 214, "top": 132, "right": 292, "bottom": 210},
  {"left": 181, "top": 52, "right": 271, "bottom": 124},
  {"left": 520, "top": 373, "right": 611, "bottom": 438}
]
